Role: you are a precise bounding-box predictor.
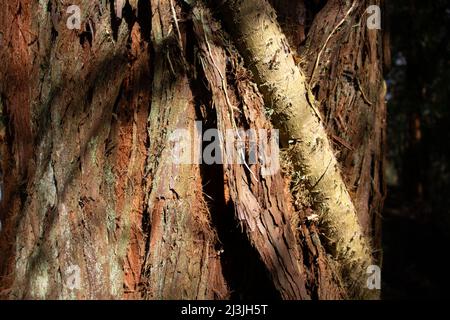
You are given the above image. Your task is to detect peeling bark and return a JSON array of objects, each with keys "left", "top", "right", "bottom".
[
  {"left": 193, "top": 7, "right": 309, "bottom": 299},
  {"left": 140, "top": 0, "right": 228, "bottom": 299},
  {"left": 214, "top": 0, "right": 376, "bottom": 297},
  {"left": 296, "top": 0, "right": 387, "bottom": 260},
  {"left": 0, "top": 0, "right": 386, "bottom": 300}
]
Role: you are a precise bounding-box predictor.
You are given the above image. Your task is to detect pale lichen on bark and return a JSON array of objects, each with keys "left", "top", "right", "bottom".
[{"left": 215, "top": 0, "right": 376, "bottom": 298}]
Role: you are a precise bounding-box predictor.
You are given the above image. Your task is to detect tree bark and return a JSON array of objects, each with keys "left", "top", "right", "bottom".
[
  {"left": 213, "top": 0, "right": 378, "bottom": 298},
  {"left": 0, "top": 0, "right": 387, "bottom": 299}
]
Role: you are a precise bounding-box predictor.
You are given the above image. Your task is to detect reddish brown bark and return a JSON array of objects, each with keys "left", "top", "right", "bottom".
[
  {"left": 0, "top": 0, "right": 386, "bottom": 299},
  {"left": 273, "top": 0, "right": 387, "bottom": 263}
]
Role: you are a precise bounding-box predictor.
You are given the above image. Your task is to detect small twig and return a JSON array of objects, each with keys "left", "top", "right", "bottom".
[
  {"left": 305, "top": 86, "right": 324, "bottom": 123},
  {"left": 170, "top": 0, "right": 183, "bottom": 49},
  {"left": 309, "top": 1, "right": 357, "bottom": 85},
  {"left": 356, "top": 77, "right": 373, "bottom": 106},
  {"left": 201, "top": 12, "right": 258, "bottom": 182},
  {"left": 311, "top": 157, "right": 332, "bottom": 191},
  {"left": 332, "top": 134, "right": 354, "bottom": 151},
  {"left": 166, "top": 51, "right": 176, "bottom": 76},
  {"left": 203, "top": 191, "right": 214, "bottom": 201},
  {"left": 88, "top": 18, "right": 95, "bottom": 41}
]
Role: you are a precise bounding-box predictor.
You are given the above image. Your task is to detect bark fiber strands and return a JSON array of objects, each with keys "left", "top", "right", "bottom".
[
  {"left": 217, "top": 0, "right": 375, "bottom": 298},
  {"left": 192, "top": 5, "right": 310, "bottom": 300},
  {"left": 141, "top": 0, "right": 228, "bottom": 300}
]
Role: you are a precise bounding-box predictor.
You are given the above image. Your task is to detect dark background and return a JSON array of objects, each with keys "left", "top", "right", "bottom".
[{"left": 382, "top": 0, "right": 450, "bottom": 299}]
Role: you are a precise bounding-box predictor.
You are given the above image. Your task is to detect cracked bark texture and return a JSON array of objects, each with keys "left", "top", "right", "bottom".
[
  {"left": 0, "top": 0, "right": 386, "bottom": 299},
  {"left": 272, "top": 0, "right": 387, "bottom": 297},
  {"left": 215, "top": 0, "right": 384, "bottom": 298},
  {"left": 272, "top": 0, "right": 386, "bottom": 266}
]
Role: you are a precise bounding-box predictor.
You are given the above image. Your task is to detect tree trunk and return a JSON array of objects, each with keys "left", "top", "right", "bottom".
[{"left": 0, "top": 0, "right": 387, "bottom": 299}]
